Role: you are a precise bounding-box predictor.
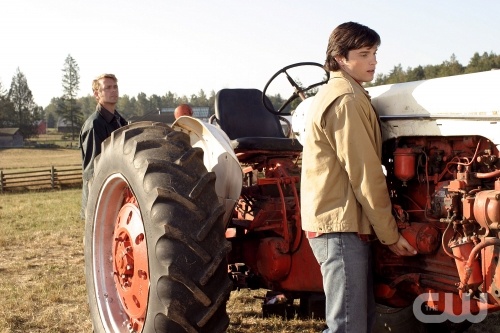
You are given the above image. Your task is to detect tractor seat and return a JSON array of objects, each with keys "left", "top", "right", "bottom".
[{"left": 214, "top": 88, "right": 302, "bottom": 153}]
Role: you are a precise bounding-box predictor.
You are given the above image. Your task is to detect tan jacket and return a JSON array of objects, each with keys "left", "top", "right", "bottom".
[{"left": 300, "top": 70, "right": 399, "bottom": 245}]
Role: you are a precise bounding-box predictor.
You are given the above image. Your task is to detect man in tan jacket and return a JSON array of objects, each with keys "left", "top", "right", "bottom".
[{"left": 301, "top": 22, "right": 416, "bottom": 333}]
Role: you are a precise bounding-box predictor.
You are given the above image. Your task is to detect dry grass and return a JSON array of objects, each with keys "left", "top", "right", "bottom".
[
  {"left": 26, "top": 131, "right": 80, "bottom": 149},
  {"left": 227, "top": 289, "right": 325, "bottom": 332},
  {"left": 0, "top": 189, "right": 91, "bottom": 333},
  {"left": 0, "top": 189, "right": 325, "bottom": 333},
  {"left": 0, "top": 148, "right": 82, "bottom": 170},
  {"left": 2, "top": 190, "right": 500, "bottom": 333},
  {"left": 0, "top": 148, "right": 81, "bottom": 170}
]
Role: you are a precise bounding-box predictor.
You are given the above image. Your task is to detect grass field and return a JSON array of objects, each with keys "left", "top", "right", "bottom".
[
  {"left": 26, "top": 130, "right": 80, "bottom": 149},
  {"left": 2, "top": 189, "right": 500, "bottom": 333},
  {"left": 1, "top": 148, "right": 500, "bottom": 332},
  {"left": 0, "top": 189, "right": 326, "bottom": 333},
  {"left": 0, "top": 148, "right": 81, "bottom": 170},
  {"left": 0, "top": 189, "right": 90, "bottom": 333}
]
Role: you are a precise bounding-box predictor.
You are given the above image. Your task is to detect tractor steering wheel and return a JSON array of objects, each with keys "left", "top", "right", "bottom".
[{"left": 262, "top": 62, "right": 330, "bottom": 115}]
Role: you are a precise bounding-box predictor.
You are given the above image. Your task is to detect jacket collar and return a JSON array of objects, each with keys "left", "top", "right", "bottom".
[
  {"left": 96, "top": 104, "right": 118, "bottom": 124},
  {"left": 330, "top": 70, "right": 371, "bottom": 99}
]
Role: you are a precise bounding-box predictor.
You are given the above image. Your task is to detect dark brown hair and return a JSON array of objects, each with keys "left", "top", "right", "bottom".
[{"left": 324, "top": 22, "right": 381, "bottom": 71}]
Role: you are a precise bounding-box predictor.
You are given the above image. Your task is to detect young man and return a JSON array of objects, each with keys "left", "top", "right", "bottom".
[
  {"left": 79, "top": 73, "right": 127, "bottom": 219},
  {"left": 301, "top": 22, "right": 417, "bottom": 332}
]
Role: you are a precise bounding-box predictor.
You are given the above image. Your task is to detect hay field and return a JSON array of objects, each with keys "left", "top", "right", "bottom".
[{"left": 0, "top": 148, "right": 81, "bottom": 170}]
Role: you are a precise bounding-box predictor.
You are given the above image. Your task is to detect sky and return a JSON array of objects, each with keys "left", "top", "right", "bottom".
[{"left": 0, "top": 0, "right": 499, "bottom": 108}]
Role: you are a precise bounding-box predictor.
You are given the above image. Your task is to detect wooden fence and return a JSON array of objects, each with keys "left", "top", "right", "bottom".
[{"left": 0, "top": 165, "right": 82, "bottom": 193}]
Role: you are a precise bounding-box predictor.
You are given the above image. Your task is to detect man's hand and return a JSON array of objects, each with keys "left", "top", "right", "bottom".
[{"left": 387, "top": 233, "right": 417, "bottom": 256}]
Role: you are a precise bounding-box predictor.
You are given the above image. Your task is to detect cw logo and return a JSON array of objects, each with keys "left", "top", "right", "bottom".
[{"left": 413, "top": 292, "right": 488, "bottom": 323}]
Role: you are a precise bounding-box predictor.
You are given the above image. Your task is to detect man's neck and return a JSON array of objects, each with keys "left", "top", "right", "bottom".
[{"left": 100, "top": 102, "right": 116, "bottom": 113}]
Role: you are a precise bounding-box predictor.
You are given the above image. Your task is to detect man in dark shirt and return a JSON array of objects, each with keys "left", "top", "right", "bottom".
[{"left": 79, "top": 73, "right": 127, "bottom": 219}]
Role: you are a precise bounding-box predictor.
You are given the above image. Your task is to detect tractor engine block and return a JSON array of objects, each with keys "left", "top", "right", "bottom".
[{"left": 375, "top": 135, "right": 500, "bottom": 312}]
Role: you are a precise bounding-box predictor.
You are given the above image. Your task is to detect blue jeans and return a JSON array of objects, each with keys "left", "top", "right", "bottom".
[{"left": 308, "top": 232, "right": 375, "bottom": 333}]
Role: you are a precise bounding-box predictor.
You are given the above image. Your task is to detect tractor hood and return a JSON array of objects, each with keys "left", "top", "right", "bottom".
[
  {"left": 291, "top": 70, "right": 500, "bottom": 145},
  {"left": 368, "top": 70, "right": 500, "bottom": 144}
]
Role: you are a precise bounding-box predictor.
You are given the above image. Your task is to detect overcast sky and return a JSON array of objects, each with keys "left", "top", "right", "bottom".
[{"left": 1, "top": 0, "right": 499, "bottom": 108}]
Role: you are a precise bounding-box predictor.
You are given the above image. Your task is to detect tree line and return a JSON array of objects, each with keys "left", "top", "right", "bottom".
[
  {"left": 368, "top": 51, "right": 500, "bottom": 86},
  {"left": 1, "top": 51, "right": 499, "bottom": 139}
]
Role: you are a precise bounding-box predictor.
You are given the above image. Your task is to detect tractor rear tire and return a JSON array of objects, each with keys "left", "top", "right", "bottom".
[{"left": 84, "top": 122, "right": 232, "bottom": 333}]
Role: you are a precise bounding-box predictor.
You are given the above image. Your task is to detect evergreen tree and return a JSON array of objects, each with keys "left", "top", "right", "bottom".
[
  {"left": 190, "top": 89, "right": 208, "bottom": 107},
  {"left": 438, "top": 54, "right": 464, "bottom": 77},
  {"left": 386, "top": 64, "right": 406, "bottom": 84},
  {"left": 79, "top": 94, "right": 98, "bottom": 119},
  {"left": 162, "top": 91, "right": 178, "bottom": 108},
  {"left": 136, "top": 92, "right": 150, "bottom": 116},
  {"left": 369, "top": 73, "right": 386, "bottom": 87},
  {"left": 465, "top": 52, "right": 499, "bottom": 73},
  {"left": 59, "top": 54, "right": 82, "bottom": 139},
  {"left": 116, "top": 94, "right": 136, "bottom": 119},
  {"left": 149, "top": 94, "right": 162, "bottom": 112},
  {"left": 423, "top": 64, "right": 440, "bottom": 79},
  {"left": 176, "top": 95, "right": 189, "bottom": 106},
  {"left": 46, "top": 112, "right": 56, "bottom": 128},
  {"left": 406, "top": 65, "right": 426, "bottom": 82},
  {"left": 8, "top": 68, "right": 38, "bottom": 138},
  {"left": 0, "top": 80, "right": 16, "bottom": 128}
]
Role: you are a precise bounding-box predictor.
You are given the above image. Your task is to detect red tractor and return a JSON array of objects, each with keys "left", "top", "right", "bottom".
[{"left": 84, "top": 63, "right": 500, "bottom": 332}]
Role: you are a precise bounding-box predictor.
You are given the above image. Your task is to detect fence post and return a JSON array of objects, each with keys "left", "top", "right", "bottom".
[
  {"left": 0, "top": 170, "right": 3, "bottom": 193},
  {"left": 51, "top": 166, "right": 55, "bottom": 189}
]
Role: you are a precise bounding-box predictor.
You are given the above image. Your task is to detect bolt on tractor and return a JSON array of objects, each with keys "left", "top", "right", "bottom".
[{"left": 84, "top": 63, "right": 500, "bottom": 333}]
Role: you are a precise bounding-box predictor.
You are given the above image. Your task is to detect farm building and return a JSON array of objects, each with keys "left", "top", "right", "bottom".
[
  {"left": 0, "top": 128, "right": 24, "bottom": 147},
  {"left": 36, "top": 120, "right": 47, "bottom": 135},
  {"left": 129, "top": 109, "right": 175, "bottom": 124},
  {"left": 129, "top": 107, "right": 211, "bottom": 124},
  {"left": 56, "top": 118, "right": 79, "bottom": 134}
]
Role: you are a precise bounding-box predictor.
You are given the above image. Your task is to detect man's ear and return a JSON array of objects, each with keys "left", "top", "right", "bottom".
[{"left": 335, "top": 56, "right": 345, "bottom": 65}]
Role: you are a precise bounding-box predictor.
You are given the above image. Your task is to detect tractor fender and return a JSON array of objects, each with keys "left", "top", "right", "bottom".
[
  {"left": 173, "top": 116, "right": 243, "bottom": 225},
  {"left": 291, "top": 96, "right": 315, "bottom": 146}
]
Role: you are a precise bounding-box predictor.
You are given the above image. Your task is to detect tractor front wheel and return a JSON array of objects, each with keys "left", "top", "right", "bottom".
[{"left": 84, "top": 122, "right": 232, "bottom": 333}]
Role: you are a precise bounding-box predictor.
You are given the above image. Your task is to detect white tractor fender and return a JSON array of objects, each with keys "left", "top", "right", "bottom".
[
  {"left": 172, "top": 116, "right": 243, "bottom": 225},
  {"left": 291, "top": 96, "right": 315, "bottom": 146}
]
